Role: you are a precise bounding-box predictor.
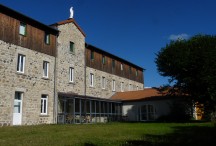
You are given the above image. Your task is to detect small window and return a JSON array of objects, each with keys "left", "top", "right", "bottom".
[
  {"left": 70, "top": 42, "right": 75, "bottom": 53},
  {"left": 129, "top": 84, "right": 132, "bottom": 91},
  {"left": 90, "top": 73, "right": 94, "bottom": 87},
  {"left": 112, "top": 59, "right": 115, "bottom": 68},
  {"left": 102, "top": 55, "right": 106, "bottom": 64},
  {"left": 19, "top": 22, "right": 26, "bottom": 36},
  {"left": 102, "top": 76, "right": 106, "bottom": 89},
  {"left": 41, "top": 95, "right": 48, "bottom": 115},
  {"left": 121, "top": 82, "right": 124, "bottom": 92},
  {"left": 129, "top": 67, "right": 132, "bottom": 74},
  {"left": 136, "top": 70, "right": 138, "bottom": 76},
  {"left": 121, "top": 63, "right": 123, "bottom": 71},
  {"left": 90, "top": 50, "right": 94, "bottom": 60},
  {"left": 69, "top": 67, "right": 74, "bottom": 82},
  {"left": 112, "top": 80, "right": 116, "bottom": 91},
  {"left": 45, "top": 33, "right": 50, "bottom": 44},
  {"left": 17, "top": 54, "right": 25, "bottom": 73},
  {"left": 43, "top": 61, "right": 49, "bottom": 78}
]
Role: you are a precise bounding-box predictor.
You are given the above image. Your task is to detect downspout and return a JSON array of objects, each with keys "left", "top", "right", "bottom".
[{"left": 53, "top": 32, "right": 59, "bottom": 124}]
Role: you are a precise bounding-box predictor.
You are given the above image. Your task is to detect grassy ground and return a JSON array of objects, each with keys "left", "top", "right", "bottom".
[{"left": 0, "top": 122, "right": 215, "bottom": 146}]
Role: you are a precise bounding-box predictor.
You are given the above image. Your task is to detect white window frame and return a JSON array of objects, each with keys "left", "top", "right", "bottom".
[
  {"left": 43, "top": 61, "right": 49, "bottom": 78},
  {"left": 17, "top": 54, "right": 25, "bottom": 73},
  {"left": 41, "top": 95, "right": 48, "bottom": 115},
  {"left": 19, "top": 22, "right": 26, "bottom": 36},
  {"left": 112, "top": 80, "right": 116, "bottom": 91},
  {"left": 69, "top": 67, "right": 74, "bottom": 82},
  {"left": 90, "top": 73, "right": 94, "bottom": 87},
  {"left": 101, "top": 76, "right": 106, "bottom": 89},
  {"left": 121, "top": 82, "right": 124, "bottom": 92}
]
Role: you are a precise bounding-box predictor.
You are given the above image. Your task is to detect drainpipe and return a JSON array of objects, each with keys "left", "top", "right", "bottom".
[{"left": 53, "top": 34, "right": 58, "bottom": 124}]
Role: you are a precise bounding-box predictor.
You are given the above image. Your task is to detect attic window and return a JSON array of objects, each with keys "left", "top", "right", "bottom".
[
  {"left": 19, "top": 22, "right": 26, "bottom": 36},
  {"left": 45, "top": 33, "right": 50, "bottom": 45},
  {"left": 90, "top": 50, "right": 94, "bottom": 60}
]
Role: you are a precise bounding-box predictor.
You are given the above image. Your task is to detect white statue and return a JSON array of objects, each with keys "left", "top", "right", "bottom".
[{"left": 69, "top": 7, "right": 74, "bottom": 18}]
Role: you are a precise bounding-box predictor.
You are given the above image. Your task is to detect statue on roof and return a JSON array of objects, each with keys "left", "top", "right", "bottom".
[{"left": 69, "top": 7, "right": 74, "bottom": 18}]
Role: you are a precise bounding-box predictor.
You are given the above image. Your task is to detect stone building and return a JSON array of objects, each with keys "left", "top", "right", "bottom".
[{"left": 0, "top": 4, "right": 144, "bottom": 126}]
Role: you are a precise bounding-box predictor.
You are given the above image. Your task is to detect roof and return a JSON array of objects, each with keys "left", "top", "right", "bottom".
[
  {"left": 0, "top": 4, "right": 59, "bottom": 35},
  {"left": 58, "top": 92, "right": 122, "bottom": 103},
  {"left": 111, "top": 88, "right": 170, "bottom": 101},
  {"left": 51, "top": 18, "right": 86, "bottom": 37},
  {"left": 85, "top": 43, "right": 144, "bottom": 71}
]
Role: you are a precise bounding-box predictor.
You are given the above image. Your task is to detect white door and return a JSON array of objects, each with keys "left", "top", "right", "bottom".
[{"left": 13, "top": 92, "right": 23, "bottom": 125}]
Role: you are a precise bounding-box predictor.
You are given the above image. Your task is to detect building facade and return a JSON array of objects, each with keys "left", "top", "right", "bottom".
[{"left": 0, "top": 4, "right": 144, "bottom": 126}]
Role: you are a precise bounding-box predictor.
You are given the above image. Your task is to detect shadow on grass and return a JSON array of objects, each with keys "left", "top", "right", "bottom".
[{"left": 122, "top": 125, "right": 216, "bottom": 146}]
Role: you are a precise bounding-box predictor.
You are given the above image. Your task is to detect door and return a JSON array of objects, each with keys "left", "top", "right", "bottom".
[{"left": 13, "top": 92, "right": 23, "bottom": 125}]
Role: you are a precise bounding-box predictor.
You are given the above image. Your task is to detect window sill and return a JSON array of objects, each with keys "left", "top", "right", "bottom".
[
  {"left": 69, "top": 52, "right": 75, "bottom": 55},
  {"left": 16, "top": 71, "right": 26, "bottom": 75},
  {"left": 42, "top": 77, "right": 49, "bottom": 80},
  {"left": 69, "top": 81, "right": 75, "bottom": 84},
  {"left": 89, "top": 86, "right": 94, "bottom": 88}
]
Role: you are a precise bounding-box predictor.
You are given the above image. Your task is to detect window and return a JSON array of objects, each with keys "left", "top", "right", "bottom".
[
  {"left": 136, "top": 70, "right": 138, "bottom": 76},
  {"left": 112, "top": 80, "right": 116, "bottom": 91},
  {"left": 129, "top": 84, "right": 132, "bottom": 91},
  {"left": 43, "top": 61, "right": 49, "bottom": 78},
  {"left": 121, "top": 82, "right": 124, "bottom": 92},
  {"left": 140, "top": 105, "right": 156, "bottom": 121},
  {"left": 121, "top": 63, "right": 123, "bottom": 71},
  {"left": 45, "top": 33, "right": 50, "bottom": 44},
  {"left": 129, "top": 67, "right": 132, "bottom": 74},
  {"left": 19, "top": 22, "right": 26, "bottom": 36},
  {"left": 69, "top": 67, "right": 74, "bottom": 82},
  {"left": 90, "top": 50, "right": 94, "bottom": 60},
  {"left": 17, "top": 54, "right": 25, "bottom": 73},
  {"left": 102, "top": 55, "right": 106, "bottom": 64},
  {"left": 41, "top": 95, "right": 48, "bottom": 115},
  {"left": 90, "top": 73, "right": 94, "bottom": 87},
  {"left": 70, "top": 42, "right": 75, "bottom": 53},
  {"left": 112, "top": 59, "right": 115, "bottom": 68},
  {"left": 102, "top": 76, "right": 106, "bottom": 89},
  {"left": 136, "top": 86, "right": 139, "bottom": 90}
]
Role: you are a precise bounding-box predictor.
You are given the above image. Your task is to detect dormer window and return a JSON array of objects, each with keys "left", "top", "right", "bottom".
[{"left": 19, "top": 22, "right": 26, "bottom": 36}]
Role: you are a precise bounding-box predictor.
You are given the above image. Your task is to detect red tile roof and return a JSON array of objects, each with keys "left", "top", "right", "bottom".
[
  {"left": 51, "top": 18, "right": 86, "bottom": 37},
  {"left": 111, "top": 88, "right": 169, "bottom": 101}
]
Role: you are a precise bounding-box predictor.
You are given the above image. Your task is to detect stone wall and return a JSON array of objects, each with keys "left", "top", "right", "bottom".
[
  {"left": 86, "top": 67, "right": 144, "bottom": 98},
  {"left": 0, "top": 40, "right": 55, "bottom": 126},
  {"left": 55, "top": 21, "right": 85, "bottom": 95}
]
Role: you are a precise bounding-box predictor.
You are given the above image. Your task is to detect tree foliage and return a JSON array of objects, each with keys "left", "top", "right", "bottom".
[{"left": 155, "top": 35, "right": 216, "bottom": 117}]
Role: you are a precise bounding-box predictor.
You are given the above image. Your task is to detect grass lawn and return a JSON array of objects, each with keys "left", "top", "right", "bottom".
[{"left": 0, "top": 122, "right": 216, "bottom": 146}]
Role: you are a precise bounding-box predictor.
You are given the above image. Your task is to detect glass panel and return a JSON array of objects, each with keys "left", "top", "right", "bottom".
[
  {"left": 19, "top": 23, "right": 26, "bottom": 35},
  {"left": 75, "top": 99, "right": 80, "bottom": 113},
  {"left": 91, "top": 100, "right": 95, "bottom": 113},
  {"left": 14, "top": 101, "right": 21, "bottom": 113},
  {"left": 86, "top": 100, "right": 90, "bottom": 113}
]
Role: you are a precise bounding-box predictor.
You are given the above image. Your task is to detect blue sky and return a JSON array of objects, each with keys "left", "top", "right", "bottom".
[{"left": 1, "top": 0, "right": 216, "bottom": 87}]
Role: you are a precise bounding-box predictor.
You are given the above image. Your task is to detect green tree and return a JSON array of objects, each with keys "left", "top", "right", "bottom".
[{"left": 155, "top": 35, "right": 216, "bottom": 119}]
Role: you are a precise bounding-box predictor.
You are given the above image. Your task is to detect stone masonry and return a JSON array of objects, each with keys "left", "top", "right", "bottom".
[
  {"left": 86, "top": 67, "right": 144, "bottom": 98},
  {"left": 0, "top": 40, "right": 55, "bottom": 126},
  {"left": 55, "top": 20, "right": 86, "bottom": 95}
]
